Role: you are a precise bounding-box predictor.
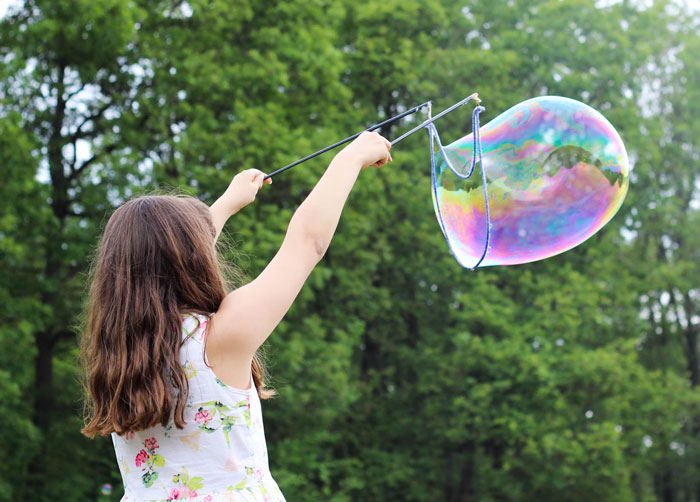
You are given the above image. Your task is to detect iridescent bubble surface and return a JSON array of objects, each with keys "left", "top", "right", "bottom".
[{"left": 432, "top": 96, "right": 629, "bottom": 268}]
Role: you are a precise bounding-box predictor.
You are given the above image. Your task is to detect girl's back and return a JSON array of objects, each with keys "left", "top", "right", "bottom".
[
  {"left": 112, "top": 314, "right": 284, "bottom": 502},
  {"left": 80, "top": 132, "right": 391, "bottom": 502}
]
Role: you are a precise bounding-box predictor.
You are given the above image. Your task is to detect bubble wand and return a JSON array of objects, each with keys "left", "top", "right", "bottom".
[
  {"left": 264, "top": 93, "right": 490, "bottom": 268},
  {"left": 264, "top": 94, "right": 482, "bottom": 180},
  {"left": 264, "top": 93, "right": 628, "bottom": 270}
]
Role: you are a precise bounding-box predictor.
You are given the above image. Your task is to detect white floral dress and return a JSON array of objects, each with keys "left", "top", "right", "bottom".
[{"left": 111, "top": 314, "right": 286, "bottom": 502}]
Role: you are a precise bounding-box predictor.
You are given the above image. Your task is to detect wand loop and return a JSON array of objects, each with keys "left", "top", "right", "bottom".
[{"left": 391, "top": 93, "right": 479, "bottom": 145}]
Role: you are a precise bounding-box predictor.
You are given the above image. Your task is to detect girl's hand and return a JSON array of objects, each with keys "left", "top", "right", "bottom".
[
  {"left": 210, "top": 169, "right": 270, "bottom": 240},
  {"left": 337, "top": 131, "right": 392, "bottom": 169},
  {"left": 221, "top": 169, "right": 271, "bottom": 214}
]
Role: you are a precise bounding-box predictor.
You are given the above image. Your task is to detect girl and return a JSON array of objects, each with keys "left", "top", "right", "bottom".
[{"left": 80, "top": 131, "right": 392, "bottom": 502}]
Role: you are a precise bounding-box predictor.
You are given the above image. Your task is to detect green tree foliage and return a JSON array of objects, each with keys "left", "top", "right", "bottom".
[
  {"left": 0, "top": 0, "right": 699, "bottom": 501},
  {"left": 0, "top": 113, "right": 42, "bottom": 497}
]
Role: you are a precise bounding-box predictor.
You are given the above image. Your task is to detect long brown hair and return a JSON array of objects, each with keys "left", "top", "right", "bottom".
[{"left": 80, "top": 194, "right": 273, "bottom": 438}]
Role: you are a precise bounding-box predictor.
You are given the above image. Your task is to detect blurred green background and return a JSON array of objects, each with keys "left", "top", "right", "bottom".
[{"left": 1, "top": 0, "right": 700, "bottom": 500}]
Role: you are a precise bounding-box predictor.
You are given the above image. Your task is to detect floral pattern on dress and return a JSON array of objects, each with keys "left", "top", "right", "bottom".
[
  {"left": 135, "top": 437, "right": 165, "bottom": 488},
  {"left": 168, "top": 466, "right": 204, "bottom": 500},
  {"left": 183, "top": 361, "right": 197, "bottom": 379},
  {"left": 179, "top": 430, "right": 202, "bottom": 451},
  {"left": 194, "top": 400, "right": 251, "bottom": 448}
]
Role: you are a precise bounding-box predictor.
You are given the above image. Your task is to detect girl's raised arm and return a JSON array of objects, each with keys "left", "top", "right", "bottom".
[{"left": 207, "top": 132, "right": 391, "bottom": 378}]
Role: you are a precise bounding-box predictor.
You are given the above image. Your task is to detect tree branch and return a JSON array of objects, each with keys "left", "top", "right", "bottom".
[
  {"left": 65, "top": 101, "right": 112, "bottom": 144},
  {"left": 68, "top": 142, "right": 120, "bottom": 181},
  {"left": 64, "top": 82, "right": 86, "bottom": 102}
]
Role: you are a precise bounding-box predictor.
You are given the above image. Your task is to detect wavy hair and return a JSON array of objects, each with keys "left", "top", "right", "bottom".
[{"left": 80, "top": 194, "right": 274, "bottom": 438}]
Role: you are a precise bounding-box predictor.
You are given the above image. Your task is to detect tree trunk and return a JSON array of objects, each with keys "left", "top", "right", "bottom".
[
  {"left": 453, "top": 452, "right": 475, "bottom": 502},
  {"left": 33, "top": 330, "right": 55, "bottom": 430},
  {"left": 27, "top": 61, "right": 69, "bottom": 495},
  {"left": 684, "top": 327, "right": 700, "bottom": 389},
  {"left": 662, "top": 468, "right": 674, "bottom": 502},
  {"left": 682, "top": 293, "right": 700, "bottom": 502}
]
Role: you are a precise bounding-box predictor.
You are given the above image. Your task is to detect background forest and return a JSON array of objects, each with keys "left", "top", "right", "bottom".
[{"left": 1, "top": 0, "right": 700, "bottom": 501}]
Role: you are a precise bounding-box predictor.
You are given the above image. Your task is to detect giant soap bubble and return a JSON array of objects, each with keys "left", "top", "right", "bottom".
[{"left": 431, "top": 96, "right": 629, "bottom": 268}]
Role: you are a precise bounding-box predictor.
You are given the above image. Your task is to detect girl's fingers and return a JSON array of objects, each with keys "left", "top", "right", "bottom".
[
  {"left": 256, "top": 171, "right": 272, "bottom": 183},
  {"left": 252, "top": 170, "right": 272, "bottom": 187},
  {"left": 375, "top": 152, "right": 389, "bottom": 168}
]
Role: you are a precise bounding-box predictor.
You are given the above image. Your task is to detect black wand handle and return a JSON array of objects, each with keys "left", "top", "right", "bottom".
[{"left": 264, "top": 101, "right": 432, "bottom": 180}]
